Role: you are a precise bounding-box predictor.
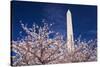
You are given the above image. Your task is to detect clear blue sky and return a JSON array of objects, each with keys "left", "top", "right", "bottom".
[{"left": 11, "top": 1, "right": 97, "bottom": 41}]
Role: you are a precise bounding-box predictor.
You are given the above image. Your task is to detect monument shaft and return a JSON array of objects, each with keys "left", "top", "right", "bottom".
[{"left": 66, "top": 10, "right": 74, "bottom": 53}]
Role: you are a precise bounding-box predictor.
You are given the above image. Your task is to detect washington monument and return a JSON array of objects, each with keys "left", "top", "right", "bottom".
[{"left": 66, "top": 9, "right": 74, "bottom": 53}]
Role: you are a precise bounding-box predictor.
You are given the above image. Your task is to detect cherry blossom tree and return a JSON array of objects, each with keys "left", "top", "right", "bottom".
[{"left": 11, "top": 22, "right": 97, "bottom": 66}]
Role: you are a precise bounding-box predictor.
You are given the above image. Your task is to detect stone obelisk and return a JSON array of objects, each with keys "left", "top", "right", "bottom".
[{"left": 66, "top": 9, "right": 74, "bottom": 53}]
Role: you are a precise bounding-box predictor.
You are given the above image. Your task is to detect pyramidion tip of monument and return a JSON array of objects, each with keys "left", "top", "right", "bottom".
[{"left": 67, "top": 9, "right": 71, "bottom": 14}]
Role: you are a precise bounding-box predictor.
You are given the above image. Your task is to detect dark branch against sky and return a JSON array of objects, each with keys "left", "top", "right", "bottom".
[{"left": 11, "top": 1, "right": 97, "bottom": 41}]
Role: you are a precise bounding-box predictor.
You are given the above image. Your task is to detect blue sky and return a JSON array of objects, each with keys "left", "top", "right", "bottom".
[{"left": 11, "top": 1, "right": 97, "bottom": 41}]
